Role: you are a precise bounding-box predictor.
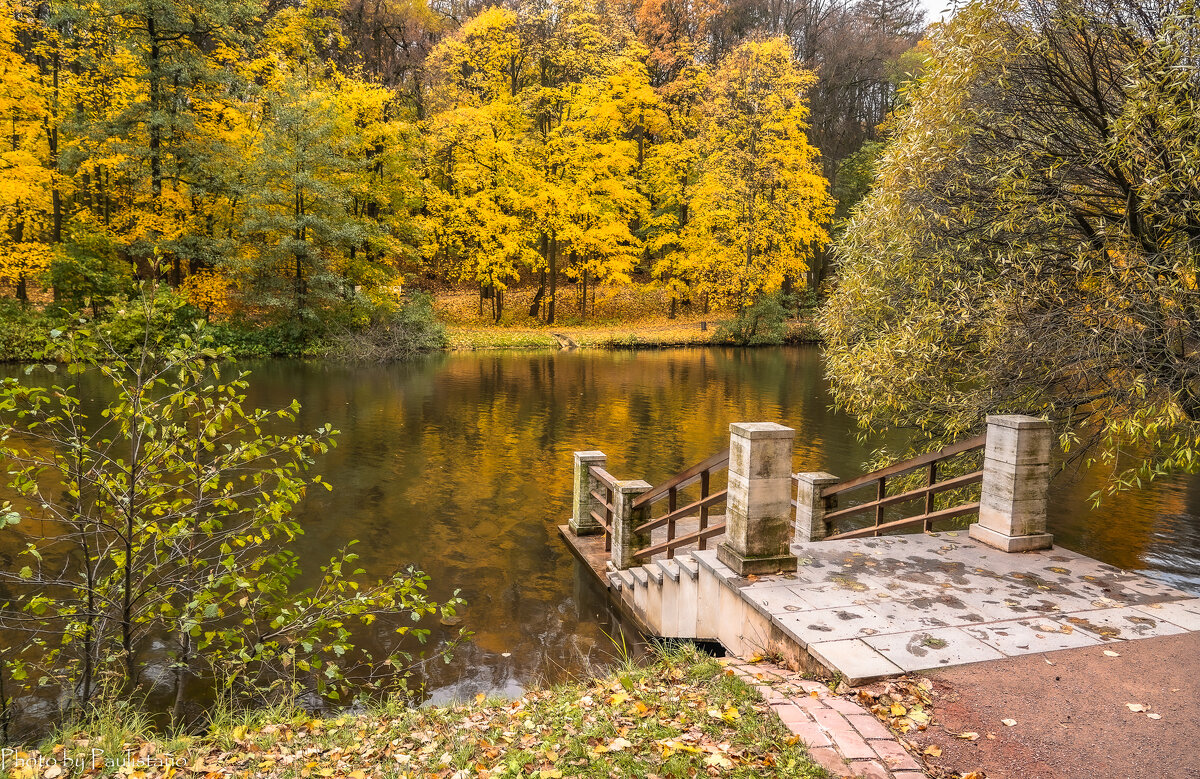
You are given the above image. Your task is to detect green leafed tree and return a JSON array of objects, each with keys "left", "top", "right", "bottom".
[
  {"left": 0, "top": 297, "right": 462, "bottom": 728},
  {"left": 821, "top": 0, "right": 1200, "bottom": 500}
]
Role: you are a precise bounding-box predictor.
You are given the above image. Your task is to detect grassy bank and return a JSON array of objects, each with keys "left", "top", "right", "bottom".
[
  {"left": 13, "top": 647, "right": 828, "bottom": 779},
  {"left": 437, "top": 285, "right": 820, "bottom": 351}
]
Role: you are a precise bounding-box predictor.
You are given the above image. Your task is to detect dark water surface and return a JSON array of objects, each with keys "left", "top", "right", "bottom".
[{"left": 6, "top": 347, "right": 1200, "bottom": 705}]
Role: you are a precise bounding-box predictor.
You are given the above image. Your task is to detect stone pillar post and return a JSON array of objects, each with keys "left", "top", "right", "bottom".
[
  {"left": 570, "top": 451, "right": 608, "bottom": 536},
  {"left": 718, "top": 422, "right": 799, "bottom": 575},
  {"left": 794, "top": 472, "right": 840, "bottom": 544},
  {"left": 968, "top": 415, "right": 1054, "bottom": 552},
  {"left": 612, "top": 480, "right": 652, "bottom": 570}
]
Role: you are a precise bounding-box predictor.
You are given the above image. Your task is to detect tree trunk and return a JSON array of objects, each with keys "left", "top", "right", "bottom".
[
  {"left": 547, "top": 237, "right": 557, "bottom": 325},
  {"left": 147, "top": 16, "right": 162, "bottom": 219}
]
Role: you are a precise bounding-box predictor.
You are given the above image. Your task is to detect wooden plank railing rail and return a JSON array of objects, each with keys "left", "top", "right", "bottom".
[
  {"left": 587, "top": 464, "right": 619, "bottom": 552},
  {"left": 821, "top": 434, "right": 986, "bottom": 540},
  {"left": 631, "top": 448, "right": 730, "bottom": 561}
]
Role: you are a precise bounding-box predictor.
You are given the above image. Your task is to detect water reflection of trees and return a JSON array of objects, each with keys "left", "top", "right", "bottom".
[{"left": 230, "top": 348, "right": 876, "bottom": 700}]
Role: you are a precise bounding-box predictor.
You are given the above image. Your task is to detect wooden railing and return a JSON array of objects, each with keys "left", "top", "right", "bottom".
[
  {"left": 822, "top": 434, "right": 986, "bottom": 540},
  {"left": 631, "top": 448, "right": 729, "bottom": 561},
  {"left": 587, "top": 464, "right": 618, "bottom": 552}
]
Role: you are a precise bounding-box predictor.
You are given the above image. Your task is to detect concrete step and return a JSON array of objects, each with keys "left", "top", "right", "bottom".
[
  {"left": 645, "top": 563, "right": 664, "bottom": 585},
  {"left": 676, "top": 554, "right": 700, "bottom": 580},
  {"left": 606, "top": 571, "right": 624, "bottom": 591},
  {"left": 656, "top": 558, "right": 680, "bottom": 582},
  {"left": 615, "top": 569, "right": 635, "bottom": 590},
  {"left": 630, "top": 566, "right": 649, "bottom": 587}
]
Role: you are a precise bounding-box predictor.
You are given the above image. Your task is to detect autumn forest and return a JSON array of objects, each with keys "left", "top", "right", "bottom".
[{"left": 0, "top": 0, "right": 923, "bottom": 347}]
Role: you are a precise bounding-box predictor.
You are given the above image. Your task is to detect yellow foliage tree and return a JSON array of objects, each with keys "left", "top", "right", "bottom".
[
  {"left": 0, "top": 1, "right": 54, "bottom": 299},
  {"left": 683, "top": 38, "right": 833, "bottom": 310}
]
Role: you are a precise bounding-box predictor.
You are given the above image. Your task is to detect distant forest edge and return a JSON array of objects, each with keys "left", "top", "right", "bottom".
[{"left": 0, "top": 0, "right": 924, "bottom": 353}]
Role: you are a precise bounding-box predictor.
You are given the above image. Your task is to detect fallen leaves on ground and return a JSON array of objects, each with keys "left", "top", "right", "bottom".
[
  {"left": 856, "top": 676, "right": 935, "bottom": 734},
  {"left": 11, "top": 651, "right": 826, "bottom": 778}
]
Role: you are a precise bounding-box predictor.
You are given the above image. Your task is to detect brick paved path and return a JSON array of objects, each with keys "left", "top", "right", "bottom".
[{"left": 722, "top": 659, "right": 928, "bottom": 779}]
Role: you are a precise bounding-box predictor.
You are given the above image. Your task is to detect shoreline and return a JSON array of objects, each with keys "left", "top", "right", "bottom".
[{"left": 446, "top": 320, "right": 821, "bottom": 351}]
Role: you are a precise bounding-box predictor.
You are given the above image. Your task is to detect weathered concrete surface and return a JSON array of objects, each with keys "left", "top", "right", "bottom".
[
  {"left": 564, "top": 524, "right": 1200, "bottom": 685},
  {"left": 970, "top": 414, "right": 1054, "bottom": 551},
  {"left": 723, "top": 532, "right": 1200, "bottom": 681},
  {"left": 719, "top": 422, "right": 798, "bottom": 575},
  {"left": 907, "top": 631, "right": 1200, "bottom": 779}
]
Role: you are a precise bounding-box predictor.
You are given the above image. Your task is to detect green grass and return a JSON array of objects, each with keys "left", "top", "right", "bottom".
[{"left": 24, "top": 645, "right": 829, "bottom": 779}]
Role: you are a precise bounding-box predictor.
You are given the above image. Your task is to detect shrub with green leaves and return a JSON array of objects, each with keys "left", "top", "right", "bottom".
[
  {"left": 714, "top": 293, "right": 792, "bottom": 346},
  {"left": 0, "top": 299, "right": 463, "bottom": 731},
  {"left": 327, "top": 292, "right": 448, "bottom": 362}
]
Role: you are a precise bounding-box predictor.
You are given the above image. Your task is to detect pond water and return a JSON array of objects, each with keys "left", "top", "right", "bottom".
[{"left": 5, "top": 347, "right": 1200, "bottom": 707}]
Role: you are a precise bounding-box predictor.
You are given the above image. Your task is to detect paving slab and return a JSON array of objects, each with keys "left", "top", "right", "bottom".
[
  {"left": 863, "top": 627, "right": 1006, "bottom": 672},
  {"left": 1058, "top": 605, "right": 1188, "bottom": 641},
  {"left": 1131, "top": 597, "right": 1200, "bottom": 630},
  {"left": 776, "top": 604, "right": 900, "bottom": 645},
  {"left": 960, "top": 617, "right": 1101, "bottom": 655},
  {"left": 808, "top": 638, "right": 903, "bottom": 683},
  {"left": 711, "top": 533, "right": 1200, "bottom": 680}
]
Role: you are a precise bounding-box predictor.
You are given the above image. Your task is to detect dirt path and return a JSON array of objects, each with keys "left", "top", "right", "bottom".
[{"left": 909, "top": 632, "right": 1200, "bottom": 779}]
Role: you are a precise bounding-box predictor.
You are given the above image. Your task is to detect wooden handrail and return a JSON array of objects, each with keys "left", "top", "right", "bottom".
[
  {"left": 635, "top": 521, "right": 727, "bottom": 559},
  {"left": 822, "top": 470, "right": 983, "bottom": 524},
  {"left": 588, "top": 509, "right": 612, "bottom": 532},
  {"left": 822, "top": 435, "right": 985, "bottom": 498},
  {"left": 634, "top": 489, "right": 728, "bottom": 534},
  {"left": 588, "top": 464, "right": 620, "bottom": 490},
  {"left": 632, "top": 449, "right": 730, "bottom": 509},
  {"left": 826, "top": 503, "right": 981, "bottom": 540}
]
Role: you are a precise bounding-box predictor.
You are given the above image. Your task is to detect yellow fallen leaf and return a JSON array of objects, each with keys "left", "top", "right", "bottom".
[
  {"left": 704, "top": 753, "right": 734, "bottom": 769},
  {"left": 956, "top": 731, "right": 980, "bottom": 741},
  {"left": 1126, "top": 703, "right": 1148, "bottom": 713},
  {"left": 722, "top": 706, "right": 741, "bottom": 722},
  {"left": 1147, "top": 713, "right": 1162, "bottom": 720},
  {"left": 608, "top": 692, "right": 631, "bottom": 706},
  {"left": 1103, "top": 650, "right": 1120, "bottom": 657},
  {"left": 890, "top": 703, "right": 907, "bottom": 716},
  {"left": 924, "top": 745, "right": 942, "bottom": 757},
  {"left": 1001, "top": 718, "right": 1017, "bottom": 727}
]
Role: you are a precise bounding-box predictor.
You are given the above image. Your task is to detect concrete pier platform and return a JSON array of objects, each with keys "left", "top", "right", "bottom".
[{"left": 562, "top": 527, "right": 1200, "bottom": 684}]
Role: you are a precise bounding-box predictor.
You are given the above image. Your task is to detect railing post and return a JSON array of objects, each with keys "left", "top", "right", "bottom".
[
  {"left": 718, "top": 422, "right": 798, "bottom": 575},
  {"left": 794, "top": 472, "right": 839, "bottom": 543},
  {"left": 570, "top": 451, "right": 607, "bottom": 536},
  {"left": 968, "top": 415, "right": 1054, "bottom": 552},
  {"left": 612, "top": 480, "right": 652, "bottom": 570}
]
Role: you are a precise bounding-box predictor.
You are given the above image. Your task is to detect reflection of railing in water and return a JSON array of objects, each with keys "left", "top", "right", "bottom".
[{"left": 569, "top": 414, "right": 1056, "bottom": 575}]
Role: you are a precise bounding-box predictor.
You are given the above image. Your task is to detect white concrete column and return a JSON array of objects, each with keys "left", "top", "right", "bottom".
[
  {"left": 570, "top": 450, "right": 607, "bottom": 536},
  {"left": 969, "top": 414, "right": 1054, "bottom": 552},
  {"left": 611, "top": 479, "right": 652, "bottom": 570},
  {"left": 794, "top": 472, "right": 840, "bottom": 543},
  {"left": 717, "top": 422, "right": 798, "bottom": 575}
]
